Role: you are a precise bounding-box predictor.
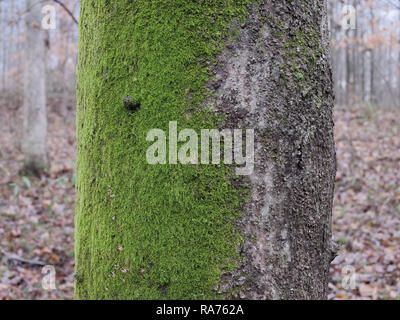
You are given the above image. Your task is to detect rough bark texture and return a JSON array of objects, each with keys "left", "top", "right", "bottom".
[
  {"left": 210, "top": 1, "right": 337, "bottom": 300},
  {"left": 22, "top": 0, "right": 49, "bottom": 175},
  {"left": 75, "top": 0, "right": 336, "bottom": 300}
]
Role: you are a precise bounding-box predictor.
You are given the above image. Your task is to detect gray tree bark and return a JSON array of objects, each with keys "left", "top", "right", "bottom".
[
  {"left": 209, "top": 1, "right": 337, "bottom": 300},
  {"left": 22, "top": 0, "right": 49, "bottom": 175}
]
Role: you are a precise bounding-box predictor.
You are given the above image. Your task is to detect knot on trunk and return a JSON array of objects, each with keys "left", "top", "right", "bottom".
[{"left": 123, "top": 97, "right": 141, "bottom": 112}]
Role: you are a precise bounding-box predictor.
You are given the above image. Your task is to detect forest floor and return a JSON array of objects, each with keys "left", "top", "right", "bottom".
[
  {"left": 0, "top": 99, "right": 399, "bottom": 300},
  {"left": 329, "top": 104, "right": 400, "bottom": 300}
]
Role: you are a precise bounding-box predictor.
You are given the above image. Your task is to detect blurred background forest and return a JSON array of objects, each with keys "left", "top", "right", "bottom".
[{"left": 0, "top": 0, "right": 399, "bottom": 300}]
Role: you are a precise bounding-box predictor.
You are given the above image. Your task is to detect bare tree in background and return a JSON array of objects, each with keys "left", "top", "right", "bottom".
[
  {"left": 398, "top": 0, "right": 400, "bottom": 106},
  {"left": 22, "top": 0, "right": 48, "bottom": 175}
]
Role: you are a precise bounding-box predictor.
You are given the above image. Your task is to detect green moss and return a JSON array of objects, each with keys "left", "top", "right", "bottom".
[
  {"left": 296, "top": 72, "right": 304, "bottom": 80},
  {"left": 278, "top": 28, "right": 324, "bottom": 96},
  {"left": 75, "top": 0, "right": 257, "bottom": 299}
]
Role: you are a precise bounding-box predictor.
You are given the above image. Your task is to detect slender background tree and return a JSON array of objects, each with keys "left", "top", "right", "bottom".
[{"left": 21, "top": 0, "right": 49, "bottom": 175}]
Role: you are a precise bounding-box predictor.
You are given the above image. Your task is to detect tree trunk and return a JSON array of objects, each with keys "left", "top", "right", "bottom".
[
  {"left": 1, "top": 2, "right": 7, "bottom": 91},
  {"left": 22, "top": 0, "right": 49, "bottom": 175},
  {"left": 361, "top": 31, "right": 365, "bottom": 102},
  {"left": 369, "top": 7, "right": 375, "bottom": 104},
  {"left": 75, "top": 0, "right": 336, "bottom": 300},
  {"left": 398, "top": 0, "right": 400, "bottom": 107}
]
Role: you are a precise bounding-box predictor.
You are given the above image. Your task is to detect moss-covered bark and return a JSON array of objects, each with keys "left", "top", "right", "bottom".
[
  {"left": 75, "top": 0, "right": 336, "bottom": 300},
  {"left": 75, "top": 0, "right": 256, "bottom": 300}
]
